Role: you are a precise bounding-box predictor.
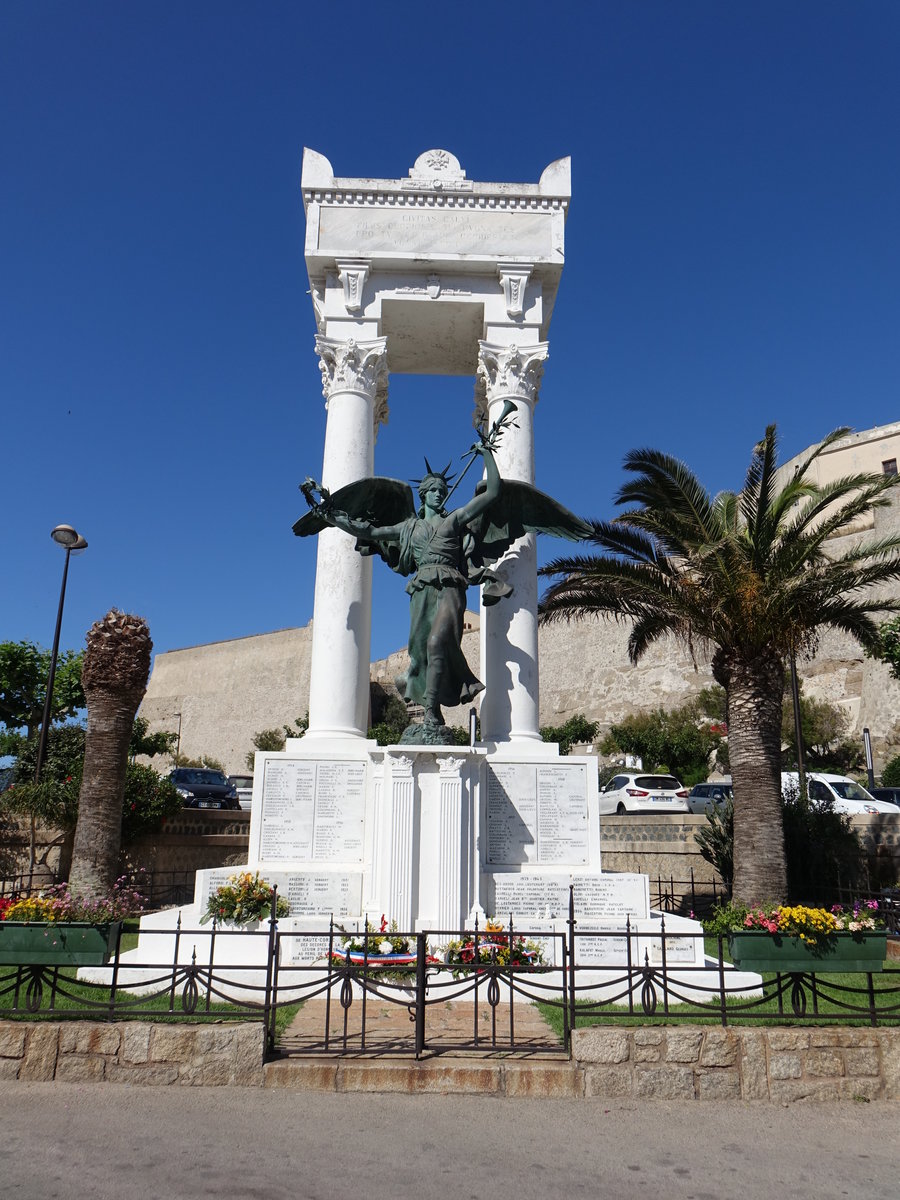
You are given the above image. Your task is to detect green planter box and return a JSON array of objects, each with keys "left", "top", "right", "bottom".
[
  {"left": 0, "top": 921, "right": 121, "bottom": 966},
  {"left": 728, "top": 930, "right": 887, "bottom": 974}
]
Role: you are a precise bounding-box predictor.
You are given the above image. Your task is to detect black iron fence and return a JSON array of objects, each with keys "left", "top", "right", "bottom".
[{"left": 1, "top": 894, "right": 898, "bottom": 1063}]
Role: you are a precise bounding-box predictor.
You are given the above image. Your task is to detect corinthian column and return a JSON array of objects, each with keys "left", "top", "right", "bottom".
[
  {"left": 306, "top": 335, "right": 388, "bottom": 739},
  {"left": 475, "top": 340, "right": 548, "bottom": 743}
]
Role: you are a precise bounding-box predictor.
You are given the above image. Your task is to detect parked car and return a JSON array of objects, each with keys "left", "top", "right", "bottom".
[
  {"left": 781, "top": 772, "right": 898, "bottom": 815},
  {"left": 599, "top": 772, "right": 689, "bottom": 815},
  {"left": 869, "top": 787, "right": 900, "bottom": 809},
  {"left": 687, "top": 780, "right": 733, "bottom": 814},
  {"left": 227, "top": 774, "right": 254, "bottom": 811},
  {"left": 169, "top": 768, "right": 240, "bottom": 810}
]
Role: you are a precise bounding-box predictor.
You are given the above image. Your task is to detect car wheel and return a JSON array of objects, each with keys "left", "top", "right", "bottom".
[{"left": 616, "top": 802, "right": 626, "bottom": 815}]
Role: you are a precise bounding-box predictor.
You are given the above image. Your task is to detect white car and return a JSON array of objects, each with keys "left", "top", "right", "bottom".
[
  {"left": 781, "top": 771, "right": 898, "bottom": 815},
  {"left": 599, "top": 772, "right": 689, "bottom": 815}
]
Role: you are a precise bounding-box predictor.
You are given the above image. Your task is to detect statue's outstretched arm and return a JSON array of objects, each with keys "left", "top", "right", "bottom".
[
  {"left": 323, "top": 509, "right": 402, "bottom": 544},
  {"left": 452, "top": 444, "right": 501, "bottom": 527}
]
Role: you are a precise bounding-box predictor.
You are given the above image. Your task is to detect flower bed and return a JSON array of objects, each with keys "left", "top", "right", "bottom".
[{"left": 707, "top": 899, "right": 888, "bottom": 974}]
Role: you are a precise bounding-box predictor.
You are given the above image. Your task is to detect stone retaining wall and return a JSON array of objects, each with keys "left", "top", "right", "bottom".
[
  {"left": 0, "top": 1021, "right": 265, "bottom": 1086},
  {"left": 599, "top": 815, "right": 721, "bottom": 892},
  {"left": 572, "top": 1026, "right": 900, "bottom": 1102}
]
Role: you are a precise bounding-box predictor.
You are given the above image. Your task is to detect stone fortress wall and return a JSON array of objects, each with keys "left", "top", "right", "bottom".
[{"left": 140, "top": 424, "right": 900, "bottom": 775}]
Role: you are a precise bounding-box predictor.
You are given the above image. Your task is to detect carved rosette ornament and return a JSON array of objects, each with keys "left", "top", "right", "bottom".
[
  {"left": 315, "top": 335, "right": 389, "bottom": 430},
  {"left": 474, "top": 340, "right": 549, "bottom": 424}
]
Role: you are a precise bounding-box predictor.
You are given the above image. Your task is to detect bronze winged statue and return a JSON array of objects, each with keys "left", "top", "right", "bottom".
[{"left": 294, "top": 403, "right": 590, "bottom": 744}]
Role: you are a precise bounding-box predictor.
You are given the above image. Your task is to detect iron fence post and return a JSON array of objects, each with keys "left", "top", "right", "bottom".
[
  {"left": 415, "top": 931, "right": 426, "bottom": 1058},
  {"left": 567, "top": 885, "right": 577, "bottom": 1035}
]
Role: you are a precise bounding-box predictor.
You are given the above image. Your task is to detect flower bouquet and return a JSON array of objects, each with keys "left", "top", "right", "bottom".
[
  {"left": 331, "top": 915, "right": 438, "bottom": 983},
  {"left": 200, "top": 871, "right": 290, "bottom": 926},
  {"left": 443, "top": 919, "right": 546, "bottom": 975}
]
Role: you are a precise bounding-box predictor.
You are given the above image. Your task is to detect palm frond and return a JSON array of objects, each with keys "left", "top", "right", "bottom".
[
  {"left": 616, "top": 448, "right": 718, "bottom": 544},
  {"left": 789, "top": 427, "right": 853, "bottom": 484}
]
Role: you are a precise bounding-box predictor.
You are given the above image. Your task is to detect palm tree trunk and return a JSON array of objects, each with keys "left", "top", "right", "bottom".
[
  {"left": 718, "top": 650, "right": 787, "bottom": 905},
  {"left": 68, "top": 687, "right": 142, "bottom": 897}
]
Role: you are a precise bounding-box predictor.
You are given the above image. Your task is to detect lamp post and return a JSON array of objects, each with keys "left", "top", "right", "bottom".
[
  {"left": 33, "top": 525, "right": 88, "bottom": 785},
  {"left": 174, "top": 712, "right": 182, "bottom": 765},
  {"left": 788, "top": 648, "right": 806, "bottom": 800}
]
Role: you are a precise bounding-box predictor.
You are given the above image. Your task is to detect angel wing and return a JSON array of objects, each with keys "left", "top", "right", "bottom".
[
  {"left": 292, "top": 476, "right": 415, "bottom": 537},
  {"left": 470, "top": 480, "right": 592, "bottom": 567}
]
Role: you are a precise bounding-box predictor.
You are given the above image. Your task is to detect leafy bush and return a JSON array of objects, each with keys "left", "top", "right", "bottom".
[
  {"left": 2, "top": 726, "right": 180, "bottom": 843},
  {"left": 881, "top": 755, "right": 900, "bottom": 787},
  {"left": 695, "top": 792, "right": 864, "bottom": 903},
  {"left": 540, "top": 713, "right": 599, "bottom": 755},
  {"left": 601, "top": 703, "right": 722, "bottom": 787}
]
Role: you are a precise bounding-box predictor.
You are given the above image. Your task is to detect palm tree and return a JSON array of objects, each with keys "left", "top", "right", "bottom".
[
  {"left": 539, "top": 426, "right": 900, "bottom": 905},
  {"left": 69, "top": 610, "right": 152, "bottom": 897}
]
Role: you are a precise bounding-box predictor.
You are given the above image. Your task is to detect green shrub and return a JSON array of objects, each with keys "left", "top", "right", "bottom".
[{"left": 881, "top": 755, "right": 900, "bottom": 786}]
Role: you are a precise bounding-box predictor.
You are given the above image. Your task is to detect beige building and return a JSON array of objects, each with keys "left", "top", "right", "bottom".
[{"left": 141, "top": 423, "right": 900, "bottom": 776}]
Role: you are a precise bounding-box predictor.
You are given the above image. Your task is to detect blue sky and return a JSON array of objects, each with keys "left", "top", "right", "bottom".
[{"left": 2, "top": 2, "right": 899, "bottom": 674}]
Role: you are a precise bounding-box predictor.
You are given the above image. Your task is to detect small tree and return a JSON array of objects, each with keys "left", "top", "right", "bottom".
[
  {"left": 245, "top": 716, "right": 308, "bottom": 769},
  {"left": 600, "top": 702, "right": 722, "bottom": 786},
  {"left": 540, "top": 713, "right": 600, "bottom": 755},
  {"left": 0, "top": 640, "right": 84, "bottom": 741},
  {"left": 69, "top": 611, "right": 152, "bottom": 897}
]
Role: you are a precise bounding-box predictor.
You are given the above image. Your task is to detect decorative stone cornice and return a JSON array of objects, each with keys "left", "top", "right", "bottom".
[
  {"left": 315, "top": 335, "right": 389, "bottom": 431},
  {"left": 474, "top": 341, "right": 549, "bottom": 419},
  {"left": 498, "top": 265, "right": 533, "bottom": 319},
  {"left": 335, "top": 259, "right": 370, "bottom": 313}
]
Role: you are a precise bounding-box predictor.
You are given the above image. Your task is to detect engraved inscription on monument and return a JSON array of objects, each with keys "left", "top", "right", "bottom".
[
  {"left": 490, "top": 872, "right": 649, "bottom": 922},
  {"left": 318, "top": 206, "right": 554, "bottom": 260},
  {"left": 259, "top": 759, "right": 365, "bottom": 863},
  {"left": 486, "top": 763, "right": 588, "bottom": 866}
]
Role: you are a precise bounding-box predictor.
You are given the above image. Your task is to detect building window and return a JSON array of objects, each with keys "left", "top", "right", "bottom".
[{"left": 882, "top": 459, "right": 897, "bottom": 476}]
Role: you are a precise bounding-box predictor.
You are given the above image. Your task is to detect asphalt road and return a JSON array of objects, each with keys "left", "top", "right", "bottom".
[{"left": 2, "top": 1083, "right": 896, "bottom": 1200}]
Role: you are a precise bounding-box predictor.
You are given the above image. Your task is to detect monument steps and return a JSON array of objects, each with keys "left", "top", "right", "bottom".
[{"left": 264, "top": 1057, "right": 583, "bottom": 1097}]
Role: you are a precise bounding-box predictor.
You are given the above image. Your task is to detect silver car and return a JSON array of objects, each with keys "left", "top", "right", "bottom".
[
  {"left": 687, "top": 780, "right": 733, "bottom": 814},
  {"left": 599, "top": 772, "right": 689, "bottom": 815}
]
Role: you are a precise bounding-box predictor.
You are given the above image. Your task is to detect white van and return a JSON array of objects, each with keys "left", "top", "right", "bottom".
[{"left": 781, "top": 772, "right": 898, "bottom": 815}]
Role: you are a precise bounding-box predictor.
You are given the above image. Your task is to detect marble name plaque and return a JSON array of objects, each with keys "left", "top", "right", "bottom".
[
  {"left": 486, "top": 763, "right": 589, "bottom": 866},
  {"left": 647, "top": 935, "right": 699, "bottom": 965},
  {"left": 279, "top": 934, "right": 332, "bottom": 967},
  {"left": 201, "top": 870, "right": 362, "bottom": 919},
  {"left": 572, "top": 874, "right": 649, "bottom": 924},
  {"left": 259, "top": 758, "right": 365, "bottom": 863},
  {"left": 575, "top": 929, "right": 630, "bottom": 968},
  {"left": 318, "top": 205, "right": 554, "bottom": 260},
  {"left": 490, "top": 872, "right": 649, "bottom": 923}
]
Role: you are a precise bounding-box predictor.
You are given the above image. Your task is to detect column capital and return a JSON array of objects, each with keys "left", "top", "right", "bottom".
[
  {"left": 315, "top": 335, "right": 389, "bottom": 428},
  {"left": 474, "top": 340, "right": 548, "bottom": 425}
]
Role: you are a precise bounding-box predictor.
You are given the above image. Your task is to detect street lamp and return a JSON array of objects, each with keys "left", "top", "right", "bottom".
[
  {"left": 174, "top": 712, "right": 182, "bottom": 764},
  {"left": 33, "top": 525, "right": 88, "bottom": 784}
]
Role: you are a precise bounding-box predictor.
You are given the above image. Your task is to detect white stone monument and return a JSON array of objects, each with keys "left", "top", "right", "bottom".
[{"left": 99, "top": 151, "right": 758, "bottom": 1004}]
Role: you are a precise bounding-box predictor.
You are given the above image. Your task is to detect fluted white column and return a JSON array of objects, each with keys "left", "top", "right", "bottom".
[
  {"left": 476, "top": 341, "right": 548, "bottom": 743},
  {"left": 435, "top": 755, "right": 467, "bottom": 930},
  {"left": 306, "top": 336, "right": 388, "bottom": 739},
  {"left": 386, "top": 754, "right": 417, "bottom": 928}
]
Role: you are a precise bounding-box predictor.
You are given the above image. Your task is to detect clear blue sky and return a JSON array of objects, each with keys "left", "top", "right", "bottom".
[{"left": 2, "top": 2, "right": 899, "bottom": 673}]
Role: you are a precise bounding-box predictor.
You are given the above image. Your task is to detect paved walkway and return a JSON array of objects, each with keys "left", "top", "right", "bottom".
[{"left": 279, "top": 995, "right": 563, "bottom": 1057}]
